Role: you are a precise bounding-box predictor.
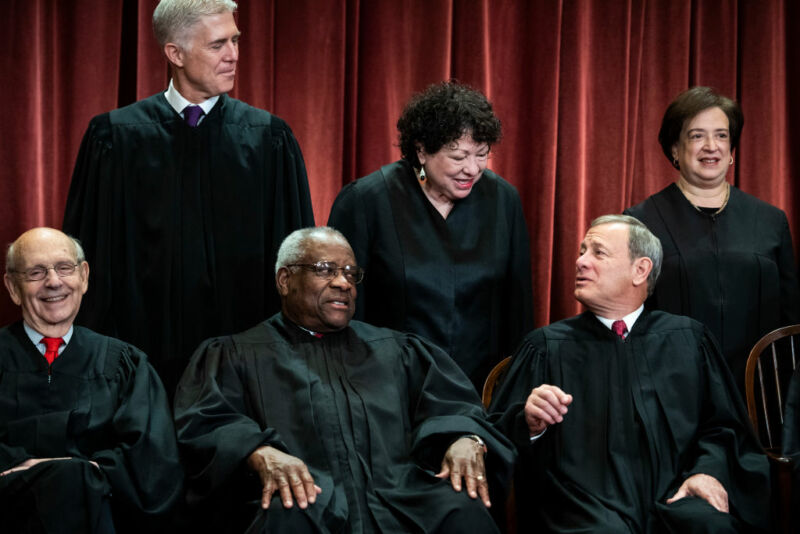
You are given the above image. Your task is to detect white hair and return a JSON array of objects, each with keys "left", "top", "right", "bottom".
[
  {"left": 275, "top": 227, "right": 351, "bottom": 274},
  {"left": 153, "top": 0, "right": 237, "bottom": 48}
]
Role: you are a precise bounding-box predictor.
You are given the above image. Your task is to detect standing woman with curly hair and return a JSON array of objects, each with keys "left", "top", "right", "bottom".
[{"left": 328, "top": 81, "right": 533, "bottom": 389}]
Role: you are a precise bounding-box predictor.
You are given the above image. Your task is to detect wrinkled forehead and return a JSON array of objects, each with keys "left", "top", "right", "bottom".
[
  {"left": 303, "top": 235, "right": 355, "bottom": 263},
  {"left": 582, "top": 223, "right": 629, "bottom": 249},
  {"left": 15, "top": 235, "right": 77, "bottom": 268}
]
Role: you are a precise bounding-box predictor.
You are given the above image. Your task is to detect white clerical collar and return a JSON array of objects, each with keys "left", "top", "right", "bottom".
[
  {"left": 595, "top": 305, "right": 644, "bottom": 334},
  {"left": 164, "top": 79, "right": 219, "bottom": 119},
  {"left": 23, "top": 322, "right": 74, "bottom": 355}
]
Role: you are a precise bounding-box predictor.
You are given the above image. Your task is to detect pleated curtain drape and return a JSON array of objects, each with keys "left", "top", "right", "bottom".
[{"left": 1, "top": 0, "right": 798, "bottom": 327}]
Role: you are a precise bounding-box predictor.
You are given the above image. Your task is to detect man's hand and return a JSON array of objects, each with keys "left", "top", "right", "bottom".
[
  {"left": 435, "top": 437, "right": 491, "bottom": 507},
  {"left": 524, "top": 384, "right": 573, "bottom": 435},
  {"left": 247, "top": 446, "right": 321, "bottom": 510},
  {"left": 0, "top": 457, "right": 77, "bottom": 476},
  {"left": 666, "top": 473, "right": 729, "bottom": 513}
]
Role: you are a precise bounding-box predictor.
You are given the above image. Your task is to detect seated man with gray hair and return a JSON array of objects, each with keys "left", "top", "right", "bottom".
[
  {"left": 174, "top": 226, "right": 514, "bottom": 533},
  {"left": 0, "top": 228, "right": 182, "bottom": 533},
  {"left": 489, "top": 215, "right": 771, "bottom": 533}
]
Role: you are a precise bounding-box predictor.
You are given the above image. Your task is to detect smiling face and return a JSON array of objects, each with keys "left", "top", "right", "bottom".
[
  {"left": 276, "top": 235, "right": 357, "bottom": 333},
  {"left": 417, "top": 133, "right": 489, "bottom": 202},
  {"left": 168, "top": 11, "right": 240, "bottom": 102},
  {"left": 672, "top": 106, "right": 732, "bottom": 188},
  {"left": 574, "top": 223, "right": 648, "bottom": 317},
  {"left": 4, "top": 228, "right": 89, "bottom": 337}
]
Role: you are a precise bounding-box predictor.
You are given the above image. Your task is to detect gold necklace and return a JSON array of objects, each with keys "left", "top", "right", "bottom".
[{"left": 677, "top": 181, "right": 730, "bottom": 215}]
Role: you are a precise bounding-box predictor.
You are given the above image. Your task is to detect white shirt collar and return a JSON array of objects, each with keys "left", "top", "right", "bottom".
[
  {"left": 595, "top": 305, "right": 644, "bottom": 335},
  {"left": 23, "top": 322, "right": 73, "bottom": 355},
  {"left": 164, "top": 79, "right": 219, "bottom": 118}
]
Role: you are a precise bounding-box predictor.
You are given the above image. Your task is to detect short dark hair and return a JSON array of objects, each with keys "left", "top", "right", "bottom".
[
  {"left": 658, "top": 86, "right": 744, "bottom": 169},
  {"left": 397, "top": 81, "right": 501, "bottom": 169}
]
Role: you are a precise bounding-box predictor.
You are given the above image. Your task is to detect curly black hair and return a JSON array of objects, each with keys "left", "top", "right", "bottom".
[{"left": 397, "top": 81, "right": 501, "bottom": 169}]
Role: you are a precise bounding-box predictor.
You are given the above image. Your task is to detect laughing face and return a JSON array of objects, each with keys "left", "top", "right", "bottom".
[
  {"left": 417, "top": 133, "right": 489, "bottom": 202},
  {"left": 4, "top": 228, "right": 89, "bottom": 337},
  {"left": 672, "top": 106, "right": 732, "bottom": 188},
  {"left": 277, "top": 236, "right": 357, "bottom": 333}
]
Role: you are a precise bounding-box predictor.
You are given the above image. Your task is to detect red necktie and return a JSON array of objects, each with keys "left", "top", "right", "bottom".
[
  {"left": 42, "top": 337, "right": 63, "bottom": 365},
  {"left": 611, "top": 320, "right": 627, "bottom": 340}
]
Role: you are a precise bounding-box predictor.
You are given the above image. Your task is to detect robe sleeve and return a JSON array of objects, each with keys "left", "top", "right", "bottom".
[
  {"left": 681, "top": 330, "right": 771, "bottom": 528},
  {"left": 501, "top": 191, "right": 534, "bottom": 357},
  {"left": 327, "top": 181, "right": 371, "bottom": 321},
  {"left": 173, "top": 337, "right": 286, "bottom": 502},
  {"left": 62, "top": 115, "right": 118, "bottom": 337},
  {"left": 401, "top": 335, "right": 515, "bottom": 489},
  {"left": 91, "top": 346, "right": 183, "bottom": 517},
  {"left": 777, "top": 214, "right": 800, "bottom": 326},
  {"left": 487, "top": 332, "right": 546, "bottom": 450}
]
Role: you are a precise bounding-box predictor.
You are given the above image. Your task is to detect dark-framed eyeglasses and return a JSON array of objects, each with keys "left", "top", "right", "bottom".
[
  {"left": 287, "top": 262, "right": 364, "bottom": 284},
  {"left": 11, "top": 262, "right": 81, "bottom": 282}
]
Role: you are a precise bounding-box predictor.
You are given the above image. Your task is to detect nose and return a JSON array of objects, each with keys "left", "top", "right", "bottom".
[
  {"left": 464, "top": 156, "right": 481, "bottom": 176},
  {"left": 704, "top": 134, "right": 718, "bottom": 151},
  {"left": 227, "top": 41, "right": 239, "bottom": 62},
  {"left": 575, "top": 251, "right": 589, "bottom": 271},
  {"left": 43, "top": 268, "right": 63, "bottom": 287},
  {"left": 329, "top": 269, "right": 352, "bottom": 290}
]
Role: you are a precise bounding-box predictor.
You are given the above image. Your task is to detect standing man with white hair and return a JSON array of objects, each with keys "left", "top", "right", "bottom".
[{"left": 63, "top": 0, "right": 314, "bottom": 398}]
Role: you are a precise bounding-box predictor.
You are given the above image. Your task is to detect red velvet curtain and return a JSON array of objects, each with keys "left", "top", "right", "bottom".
[{"left": 2, "top": 0, "right": 798, "bottom": 328}]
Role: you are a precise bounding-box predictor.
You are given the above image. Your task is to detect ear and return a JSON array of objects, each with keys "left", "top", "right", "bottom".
[
  {"left": 631, "top": 256, "right": 652, "bottom": 288},
  {"left": 3, "top": 274, "right": 22, "bottom": 306},
  {"left": 671, "top": 143, "right": 679, "bottom": 162},
  {"left": 415, "top": 143, "right": 426, "bottom": 166},
  {"left": 164, "top": 42, "right": 185, "bottom": 68},
  {"left": 276, "top": 267, "right": 291, "bottom": 297},
  {"left": 79, "top": 261, "right": 89, "bottom": 295}
]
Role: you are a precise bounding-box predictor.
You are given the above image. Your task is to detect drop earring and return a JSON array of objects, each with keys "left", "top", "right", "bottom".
[{"left": 418, "top": 166, "right": 426, "bottom": 183}]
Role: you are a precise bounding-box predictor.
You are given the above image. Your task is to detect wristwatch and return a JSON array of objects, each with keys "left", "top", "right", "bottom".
[{"left": 465, "top": 434, "right": 487, "bottom": 453}]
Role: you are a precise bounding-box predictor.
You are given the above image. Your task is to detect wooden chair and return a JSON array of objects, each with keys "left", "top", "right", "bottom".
[
  {"left": 482, "top": 356, "right": 512, "bottom": 407},
  {"left": 745, "top": 324, "right": 800, "bottom": 534},
  {"left": 481, "top": 356, "right": 515, "bottom": 534}
]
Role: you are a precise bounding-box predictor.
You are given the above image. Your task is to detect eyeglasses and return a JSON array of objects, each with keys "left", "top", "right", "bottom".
[
  {"left": 287, "top": 262, "right": 364, "bottom": 284},
  {"left": 11, "top": 262, "right": 80, "bottom": 282}
]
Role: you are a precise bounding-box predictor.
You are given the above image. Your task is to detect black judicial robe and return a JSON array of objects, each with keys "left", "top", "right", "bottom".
[
  {"left": 328, "top": 160, "right": 533, "bottom": 387},
  {"left": 625, "top": 184, "right": 800, "bottom": 393},
  {"left": 0, "top": 322, "right": 182, "bottom": 532},
  {"left": 63, "top": 93, "right": 314, "bottom": 397},
  {"left": 489, "top": 311, "right": 770, "bottom": 533},
  {"left": 174, "top": 314, "right": 515, "bottom": 533}
]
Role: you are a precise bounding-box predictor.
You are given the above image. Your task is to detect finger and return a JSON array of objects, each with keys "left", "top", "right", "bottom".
[
  {"left": 477, "top": 474, "right": 491, "bottom": 507},
  {"left": 528, "top": 399, "right": 562, "bottom": 425},
  {"left": 539, "top": 389, "right": 570, "bottom": 416},
  {"left": 261, "top": 477, "right": 275, "bottom": 509},
  {"left": 277, "top": 476, "right": 294, "bottom": 509},
  {"left": 301, "top": 471, "right": 318, "bottom": 504},
  {"left": 435, "top": 460, "right": 450, "bottom": 479},
  {"left": 464, "top": 463, "right": 478, "bottom": 499},
  {"left": 450, "top": 467, "right": 462, "bottom": 492},
  {"left": 288, "top": 473, "right": 308, "bottom": 509},
  {"left": 665, "top": 486, "right": 687, "bottom": 504}
]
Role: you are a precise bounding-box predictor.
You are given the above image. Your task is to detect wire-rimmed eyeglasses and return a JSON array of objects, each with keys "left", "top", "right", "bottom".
[
  {"left": 287, "top": 262, "right": 364, "bottom": 284},
  {"left": 11, "top": 262, "right": 80, "bottom": 282}
]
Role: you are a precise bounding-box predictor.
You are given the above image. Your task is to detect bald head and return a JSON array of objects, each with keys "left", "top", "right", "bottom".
[{"left": 4, "top": 228, "right": 89, "bottom": 337}]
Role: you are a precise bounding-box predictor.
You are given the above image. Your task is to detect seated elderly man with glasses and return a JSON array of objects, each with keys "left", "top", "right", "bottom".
[
  {"left": 174, "top": 226, "right": 514, "bottom": 534},
  {"left": 0, "top": 228, "right": 182, "bottom": 533}
]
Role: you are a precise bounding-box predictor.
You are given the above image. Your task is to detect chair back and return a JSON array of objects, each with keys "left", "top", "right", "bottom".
[
  {"left": 745, "top": 324, "right": 800, "bottom": 449},
  {"left": 482, "top": 356, "right": 512, "bottom": 408}
]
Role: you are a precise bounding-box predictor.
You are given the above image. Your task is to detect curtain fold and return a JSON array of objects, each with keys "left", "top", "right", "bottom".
[{"left": 2, "top": 0, "right": 797, "bottom": 327}]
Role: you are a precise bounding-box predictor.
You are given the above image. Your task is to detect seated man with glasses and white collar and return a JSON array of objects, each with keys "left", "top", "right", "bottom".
[
  {"left": 0, "top": 227, "right": 182, "bottom": 533},
  {"left": 174, "top": 226, "right": 514, "bottom": 534}
]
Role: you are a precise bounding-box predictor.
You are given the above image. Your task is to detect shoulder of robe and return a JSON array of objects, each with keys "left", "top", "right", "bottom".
[
  {"left": 220, "top": 97, "right": 296, "bottom": 137},
  {"left": 347, "top": 320, "right": 404, "bottom": 344},
  {"left": 730, "top": 186, "right": 789, "bottom": 221},
  {"left": 640, "top": 310, "right": 705, "bottom": 339},
  {"left": 73, "top": 325, "right": 148, "bottom": 381}
]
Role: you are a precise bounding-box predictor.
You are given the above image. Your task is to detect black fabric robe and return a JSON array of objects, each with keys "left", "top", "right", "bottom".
[
  {"left": 0, "top": 322, "right": 182, "bottom": 533},
  {"left": 327, "top": 160, "right": 533, "bottom": 387},
  {"left": 489, "top": 311, "right": 771, "bottom": 533},
  {"left": 625, "top": 184, "right": 800, "bottom": 394},
  {"left": 174, "top": 314, "right": 515, "bottom": 534},
  {"left": 63, "top": 93, "right": 315, "bottom": 397},
  {"left": 782, "top": 365, "right": 800, "bottom": 528}
]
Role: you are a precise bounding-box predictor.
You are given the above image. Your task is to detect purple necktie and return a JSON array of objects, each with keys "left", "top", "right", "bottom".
[
  {"left": 183, "top": 105, "right": 204, "bottom": 127},
  {"left": 612, "top": 320, "right": 628, "bottom": 340}
]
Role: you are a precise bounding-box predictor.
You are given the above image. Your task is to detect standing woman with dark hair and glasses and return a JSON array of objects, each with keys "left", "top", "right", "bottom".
[
  {"left": 328, "top": 81, "right": 533, "bottom": 389},
  {"left": 625, "top": 86, "right": 800, "bottom": 397}
]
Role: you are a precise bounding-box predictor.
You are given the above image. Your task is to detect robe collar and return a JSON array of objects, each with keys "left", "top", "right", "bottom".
[{"left": 594, "top": 304, "right": 644, "bottom": 335}]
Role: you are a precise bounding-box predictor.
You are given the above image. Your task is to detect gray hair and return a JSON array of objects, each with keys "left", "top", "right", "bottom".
[
  {"left": 590, "top": 214, "right": 662, "bottom": 296},
  {"left": 275, "top": 227, "right": 351, "bottom": 274},
  {"left": 153, "top": 0, "right": 238, "bottom": 48},
  {"left": 6, "top": 234, "right": 86, "bottom": 274}
]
